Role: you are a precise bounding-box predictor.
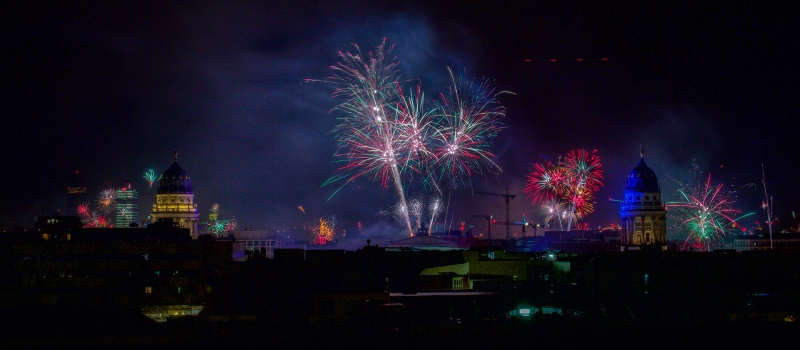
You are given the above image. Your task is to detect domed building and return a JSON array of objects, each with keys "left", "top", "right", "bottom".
[
  {"left": 150, "top": 150, "right": 199, "bottom": 239},
  {"left": 620, "top": 148, "right": 667, "bottom": 250}
]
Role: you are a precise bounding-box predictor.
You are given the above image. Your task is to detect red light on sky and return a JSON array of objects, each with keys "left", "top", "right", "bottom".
[
  {"left": 602, "top": 58, "right": 609, "bottom": 61},
  {"left": 524, "top": 59, "right": 530, "bottom": 62},
  {"left": 550, "top": 59, "right": 557, "bottom": 62}
]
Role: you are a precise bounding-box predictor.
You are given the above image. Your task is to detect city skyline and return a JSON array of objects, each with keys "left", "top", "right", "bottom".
[{"left": 3, "top": 2, "right": 797, "bottom": 235}]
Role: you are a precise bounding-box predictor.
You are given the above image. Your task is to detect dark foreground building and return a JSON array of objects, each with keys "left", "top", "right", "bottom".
[{"left": 0, "top": 220, "right": 234, "bottom": 311}]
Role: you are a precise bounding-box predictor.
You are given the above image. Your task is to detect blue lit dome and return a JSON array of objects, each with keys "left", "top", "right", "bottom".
[
  {"left": 157, "top": 161, "right": 193, "bottom": 194},
  {"left": 626, "top": 158, "right": 659, "bottom": 192}
]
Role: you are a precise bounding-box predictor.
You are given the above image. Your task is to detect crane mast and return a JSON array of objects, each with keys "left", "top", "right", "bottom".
[{"left": 474, "top": 188, "right": 516, "bottom": 239}]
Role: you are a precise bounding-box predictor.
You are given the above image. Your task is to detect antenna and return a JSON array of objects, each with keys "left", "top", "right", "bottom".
[{"left": 762, "top": 164, "right": 773, "bottom": 249}]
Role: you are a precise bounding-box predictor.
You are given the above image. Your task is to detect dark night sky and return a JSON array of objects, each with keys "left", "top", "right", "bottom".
[{"left": 2, "top": 1, "right": 798, "bottom": 235}]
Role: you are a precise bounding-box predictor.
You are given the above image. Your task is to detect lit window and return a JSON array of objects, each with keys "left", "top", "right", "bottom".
[
  {"left": 452, "top": 277, "right": 463, "bottom": 290},
  {"left": 145, "top": 286, "right": 152, "bottom": 294}
]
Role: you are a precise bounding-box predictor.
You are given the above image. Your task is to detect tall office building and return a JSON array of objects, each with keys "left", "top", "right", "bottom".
[{"left": 116, "top": 184, "right": 139, "bottom": 227}]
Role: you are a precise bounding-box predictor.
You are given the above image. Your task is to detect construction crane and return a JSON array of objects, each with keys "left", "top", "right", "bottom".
[
  {"left": 472, "top": 215, "right": 494, "bottom": 239},
  {"left": 512, "top": 214, "right": 545, "bottom": 237},
  {"left": 474, "top": 188, "right": 516, "bottom": 239}
]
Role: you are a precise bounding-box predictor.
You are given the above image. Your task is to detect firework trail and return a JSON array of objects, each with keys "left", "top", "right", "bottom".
[
  {"left": 427, "top": 196, "right": 443, "bottom": 235},
  {"left": 541, "top": 199, "right": 567, "bottom": 230},
  {"left": 524, "top": 150, "right": 603, "bottom": 230},
  {"left": 382, "top": 194, "right": 443, "bottom": 234},
  {"left": 407, "top": 196, "right": 424, "bottom": 229},
  {"left": 143, "top": 169, "right": 157, "bottom": 188},
  {"left": 667, "top": 173, "right": 754, "bottom": 251},
  {"left": 298, "top": 205, "right": 306, "bottom": 214}
]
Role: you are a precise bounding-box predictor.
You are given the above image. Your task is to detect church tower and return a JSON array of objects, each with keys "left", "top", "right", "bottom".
[
  {"left": 150, "top": 150, "right": 199, "bottom": 239},
  {"left": 620, "top": 148, "right": 667, "bottom": 251}
]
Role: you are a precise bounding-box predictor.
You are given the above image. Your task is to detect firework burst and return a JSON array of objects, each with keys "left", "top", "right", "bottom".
[
  {"left": 96, "top": 185, "right": 118, "bottom": 214},
  {"left": 314, "top": 39, "right": 415, "bottom": 235},
  {"left": 78, "top": 202, "right": 111, "bottom": 228},
  {"left": 667, "top": 173, "right": 753, "bottom": 251},
  {"left": 524, "top": 150, "right": 603, "bottom": 230},
  {"left": 203, "top": 203, "right": 238, "bottom": 237},
  {"left": 314, "top": 216, "right": 337, "bottom": 244},
  {"left": 431, "top": 69, "right": 508, "bottom": 186},
  {"left": 143, "top": 169, "right": 157, "bottom": 188},
  {"left": 314, "top": 39, "right": 509, "bottom": 236}
]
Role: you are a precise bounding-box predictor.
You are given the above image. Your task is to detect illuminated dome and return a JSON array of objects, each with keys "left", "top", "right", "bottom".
[
  {"left": 157, "top": 152, "right": 193, "bottom": 194},
  {"left": 626, "top": 158, "right": 659, "bottom": 192},
  {"left": 619, "top": 147, "right": 667, "bottom": 251}
]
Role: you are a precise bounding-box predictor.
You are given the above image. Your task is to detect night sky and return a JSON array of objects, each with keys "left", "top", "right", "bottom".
[{"left": 3, "top": 1, "right": 798, "bottom": 235}]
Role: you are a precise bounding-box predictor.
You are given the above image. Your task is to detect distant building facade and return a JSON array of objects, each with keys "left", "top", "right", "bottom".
[
  {"left": 619, "top": 149, "right": 667, "bottom": 250},
  {"left": 732, "top": 233, "right": 800, "bottom": 252},
  {"left": 150, "top": 150, "right": 199, "bottom": 239},
  {"left": 229, "top": 229, "right": 299, "bottom": 259},
  {"left": 34, "top": 215, "right": 83, "bottom": 241}
]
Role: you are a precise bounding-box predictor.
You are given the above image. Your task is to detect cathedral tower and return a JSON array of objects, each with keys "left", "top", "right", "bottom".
[
  {"left": 150, "top": 150, "right": 199, "bottom": 239},
  {"left": 620, "top": 148, "right": 667, "bottom": 250}
]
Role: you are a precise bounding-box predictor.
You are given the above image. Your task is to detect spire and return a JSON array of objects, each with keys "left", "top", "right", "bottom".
[
  {"left": 173, "top": 149, "right": 178, "bottom": 162},
  {"left": 640, "top": 145, "right": 644, "bottom": 159}
]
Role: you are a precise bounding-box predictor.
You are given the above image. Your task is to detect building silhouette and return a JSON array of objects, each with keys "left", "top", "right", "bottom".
[{"left": 150, "top": 150, "right": 199, "bottom": 239}]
